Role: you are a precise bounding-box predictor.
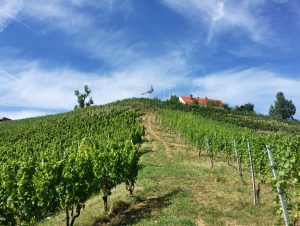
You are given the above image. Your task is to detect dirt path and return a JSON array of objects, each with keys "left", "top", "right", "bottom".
[
  {"left": 156, "top": 131, "right": 176, "bottom": 138},
  {"left": 168, "top": 142, "right": 187, "bottom": 148},
  {"left": 150, "top": 141, "right": 157, "bottom": 158},
  {"left": 146, "top": 115, "right": 173, "bottom": 160},
  {"left": 146, "top": 114, "right": 207, "bottom": 225}
]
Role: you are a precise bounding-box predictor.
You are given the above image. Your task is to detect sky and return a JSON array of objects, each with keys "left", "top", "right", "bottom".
[{"left": 1, "top": 0, "right": 300, "bottom": 120}]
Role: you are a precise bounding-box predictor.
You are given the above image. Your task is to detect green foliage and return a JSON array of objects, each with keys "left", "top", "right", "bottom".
[
  {"left": 223, "top": 103, "right": 231, "bottom": 110},
  {"left": 112, "top": 98, "right": 300, "bottom": 134},
  {"left": 1, "top": 98, "right": 300, "bottom": 225},
  {"left": 157, "top": 109, "right": 300, "bottom": 224},
  {"left": 269, "top": 92, "right": 296, "bottom": 120},
  {"left": 168, "top": 95, "right": 180, "bottom": 104},
  {"left": 158, "top": 98, "right": 300, "bottom": 134},
  {"left": 0, "top": 104, "right": 143, "bottom": 225},
  {"left": 74, "top": 85, "right": 94, "bottom": 109},
  {"left": 235, "top": 103, "right": 255, "bottom": 112},
  {"left": 164, "top": 95, "right": 182, "bottom": 108}
]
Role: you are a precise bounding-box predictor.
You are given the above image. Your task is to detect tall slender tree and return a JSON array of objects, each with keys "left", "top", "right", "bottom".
[{"left": 269, "top": 92, "right": 296, "bottom": 120}]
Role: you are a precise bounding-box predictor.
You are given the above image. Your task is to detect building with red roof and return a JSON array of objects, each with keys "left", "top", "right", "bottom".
[{"left": 179, "top": 95, "right": 224, "bottom": 107}]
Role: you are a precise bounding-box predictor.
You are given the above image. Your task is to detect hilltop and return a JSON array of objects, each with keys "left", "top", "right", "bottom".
[{"left": 0, "top": 98, "right": 299, "bottom": 225}]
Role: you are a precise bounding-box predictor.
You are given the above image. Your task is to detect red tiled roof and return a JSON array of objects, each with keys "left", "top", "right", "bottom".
[{"left": 180, "top": 96, "right": 224, "bottom": 107}]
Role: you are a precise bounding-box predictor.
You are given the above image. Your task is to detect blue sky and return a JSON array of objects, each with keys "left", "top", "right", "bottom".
[{"left": 1, "top": 0, "right": 300, "bottom": 119}]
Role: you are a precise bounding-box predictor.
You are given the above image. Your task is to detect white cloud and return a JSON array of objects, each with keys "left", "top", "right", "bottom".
[
  {"left": 0, "top": 0, "right": 23, "bottom": 31},
  {"left": 19, "top": 1, "right": 92, "bottom": 34},
  {"left": 0, "top": 110, "right": 55, "bottom": 120},
  {"left": 162, "top": 0, "right": 272, "bottom": 44},
  {"left": 192, "top": 68, "right": 300, "bottom": 117},
  {"left": 0, "top": 0, "right": 98, "bottom": 34},
  {"left": 1, "top": 0, "right": 133, "bottom": 32},
  {"left": 0, "top": 0, "right": 154, "bottom": 68},
  {"left": 0, "top": 53, "right": 188, "bottom": 119},
  {"left": 272, "top": 0, "right": 289, "bottom": 3},
  {"left": 1, "top": 58, "right": 300, "bottom": 120},
  {"left": 207, "top": 1, "right": 224, "bottom": 44},
  {"left": 1, "top": 0, "right": 299, "bottom": 121},
  {"left": 70, "top": 0, "right": 119, "bottom": 10},
  {"left": 6, "top": 0, "right": 135, "bottom": 66}
]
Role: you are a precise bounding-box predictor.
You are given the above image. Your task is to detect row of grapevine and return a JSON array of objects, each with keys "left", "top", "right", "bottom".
[
  {"left": 161, "top": 100, "right": 300, "bottom": 135},
  {"left": 157, "top": 109, "right": 300, "bottom": 225},
  {"left": 93, "top": 98, "right": 300, "bottom": 134},
  {"left": 0, "top": 105, "right": 144, "bottom": 226}
]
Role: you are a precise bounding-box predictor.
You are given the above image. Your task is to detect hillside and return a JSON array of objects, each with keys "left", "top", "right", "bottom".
[{"left": 0, "top": 98, "right": 299, "bottom": 225}]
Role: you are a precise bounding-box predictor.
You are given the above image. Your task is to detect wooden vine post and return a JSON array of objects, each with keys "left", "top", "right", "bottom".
[
  {"left": 266, "top": 145, "right": 289, "bottom": 226},
  {"left": 234, "top": 140, "right": 243, "bottom": 178},
  {"left": 206, "top": 137, "right": 213, "bottom": 168},
  {"left": 247, "top": 139, "right": 257, "bottom": 206},
  {"left": 178, "top": 132, "right": 181, "bottom": 144}
]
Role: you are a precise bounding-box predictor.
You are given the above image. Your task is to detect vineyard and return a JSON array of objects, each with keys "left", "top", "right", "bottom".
[
  {"left": 0, "top": 98, "right": 300, "bottom": 225},
  {"left": 157, "top": 108, "right": 300, "bottom": 225},
  {"left": 0, "top": 104, "right": 144, "bottom": 226}
]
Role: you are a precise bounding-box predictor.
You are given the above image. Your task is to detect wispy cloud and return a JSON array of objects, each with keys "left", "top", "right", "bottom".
[
  {"left": 207, "top": 1, "right": 224, "bottom": 44},
  {"left": 10, "top": 0, "right": 136, "bottom": 67},
  {"left": 0, "top": 52, "right": 188, "bottom": 118},
  {"left": 1, "top": 0, "right": 299, "bottom": 121},
  {"left": 272, "top": 0, "right": 289, "bottom": 3},
  {"left": 1, "top": 56, "right": 300, "bottom": 119},
  {"left": 0, "top": 110, "right": 55, "bottom": 120},
  {"left": 19, "top": 1, "right": 92, "bottom": 34},
  {"left": 162, "top": 0, "right": 272, "bottom": 44},
  {"left": 0, "top": 0, "right": 102, "bottom": 35},
  {"left": 192, "top": 68, "right": 300, "bottom": 116},
  {"left": 0, "top": 0, "right": 23, "bottom": 31}
]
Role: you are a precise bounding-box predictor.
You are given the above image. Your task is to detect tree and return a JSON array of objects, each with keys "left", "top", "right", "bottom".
[
  {"left": 269, "top": 91, "right": 296, "bottom": 120},
  {"left": 168, "top": 95, "right": 180, "bottom": 104},
  {"left": 164, "top": 95, "right": 181, "bottom": 107},
  {"left": 223, "top": 103, "right": 231, "bottom": 110},
  {"left": 74, "top": 85, "right": 94, "bottom": 109},
  {"left": 235, "top": 103, "right": 255, "bottom": 112}
]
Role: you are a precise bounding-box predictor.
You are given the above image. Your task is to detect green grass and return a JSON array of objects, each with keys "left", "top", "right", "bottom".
[{"left": 38, "top": 114, "right": 282, "bottom": 226}]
